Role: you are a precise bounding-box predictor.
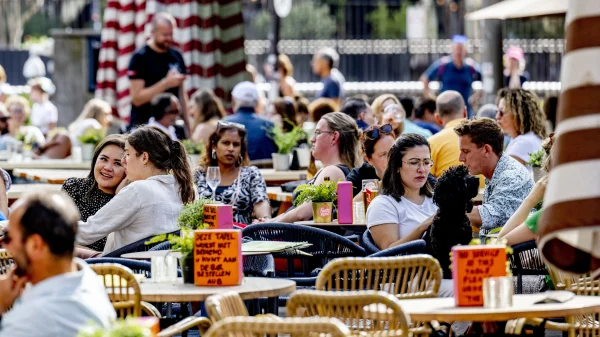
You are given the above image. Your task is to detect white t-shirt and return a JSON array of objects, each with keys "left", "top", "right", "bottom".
[
  {"left": 366, "top": 194, "right": 438, "bottom": 239},
  {"left": 505, "top": 132, "right": 542, "bottom": 169},
  {"left": 30, "top": 100, "right": 58, "bottom": 134},
  {"left": 148, "top": 117, "right": 178, "bottom": 141}
]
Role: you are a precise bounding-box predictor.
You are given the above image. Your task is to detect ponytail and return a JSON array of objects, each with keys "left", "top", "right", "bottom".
[{"left": 168, "top": 140, "right": 195, "bottom": 204}]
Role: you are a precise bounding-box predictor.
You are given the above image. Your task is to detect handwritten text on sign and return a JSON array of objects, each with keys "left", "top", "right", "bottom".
[
  {"left": 203, "top": 204, "right": 233, "bottom": 229},
  {"left": 452, "top": 245, "right": 507, "bottom": 306},
  {"left": 194, "top": 229, "right": 242, "bottom": 286}
]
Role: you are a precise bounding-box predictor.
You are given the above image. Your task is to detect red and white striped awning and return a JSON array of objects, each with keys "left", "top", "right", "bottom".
[
  {"left": 538, "top": 0, "right": 600, "bottom": 277},
  {"left": 95, "top": 0, "right": 248, "bottom": 119}
]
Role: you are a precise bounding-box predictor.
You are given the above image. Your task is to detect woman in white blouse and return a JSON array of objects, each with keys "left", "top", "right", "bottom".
[
  {"left": 76, "top": 126, "right": 195, "bottom": 253},
  {"left": 367, "top": 133, "right": 437, "bottom": 250},
  {"left": 496, "top": 88, "right": 547, "bottom": 169}
]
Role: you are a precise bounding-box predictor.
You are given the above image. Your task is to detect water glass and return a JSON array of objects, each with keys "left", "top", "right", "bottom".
[
  {"left": 353, "top": 202, "right": 366, "bottom": 224},
  {"left": 483, "top": 276, "right": 513, "bottom": 308},
  {"left": 151, "top": 256, "right": 178, "bottom": 283}
]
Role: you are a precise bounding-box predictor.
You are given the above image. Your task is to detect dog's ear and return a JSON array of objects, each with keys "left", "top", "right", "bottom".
[{"left": 466, "top": 200, "right": 474, "bottom": 213}]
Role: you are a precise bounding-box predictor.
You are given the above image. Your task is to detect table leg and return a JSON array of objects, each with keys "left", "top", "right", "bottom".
[{"left": 267, "top": 296, "right": 279, "bottom": 316}]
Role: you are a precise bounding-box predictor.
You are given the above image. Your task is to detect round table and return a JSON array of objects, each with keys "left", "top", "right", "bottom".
[
  {"left": 121, "top": 250, "right": 271, "bottom": 259},
  {"left": 139, "top": 277, "right": 296, "bottom": 303},
  {"left": 398, "top": 293, "right": 600, "bottom": 322}
]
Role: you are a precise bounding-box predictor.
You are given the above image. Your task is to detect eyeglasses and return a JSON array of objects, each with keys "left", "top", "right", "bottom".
[
  {"left": 217, "top": 121, "right": 246, "bottom": 130},
  {"left": 364, "top": 124, "right": 393, "bottom": 140},
  {"left": 0, "top": 228, "right": 12, "bottom": 244},
  {"left": 402, "top": 159, "right": 434, "bottom": 170},
  {"left": 313, "top": 129, "right": 335, "bottom": 137}
]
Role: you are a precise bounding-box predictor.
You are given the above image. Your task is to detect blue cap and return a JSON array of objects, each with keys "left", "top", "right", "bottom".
[{"left": 452, "top": 35, "right": 468, "bottom": 44}]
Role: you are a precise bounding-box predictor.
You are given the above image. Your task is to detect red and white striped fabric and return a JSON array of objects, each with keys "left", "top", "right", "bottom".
[
  {"left": 538, "top": 0, "right": 600, "bottom": 277},
  {"left": 95, "top": 0, "right": 248, "bottom": 119}
]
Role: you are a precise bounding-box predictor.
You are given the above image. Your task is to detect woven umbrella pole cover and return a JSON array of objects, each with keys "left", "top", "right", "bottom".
[{"left": 537, "top": 0, "right": 600, "bottom": 277}]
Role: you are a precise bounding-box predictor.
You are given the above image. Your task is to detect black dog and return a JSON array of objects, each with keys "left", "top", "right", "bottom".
[{"left": 423, "top": 165, "right": 480, "bottom": 279}]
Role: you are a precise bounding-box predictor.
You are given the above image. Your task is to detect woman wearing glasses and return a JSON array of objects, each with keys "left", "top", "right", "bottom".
[
  {"left": 367, "top": 133, "right": 437, "bottom": 250},
  {"left": 195, "top": 122, "right": 271, "bottom": 225},
  {"left": 272, "top": 112, "right": 361, "bottom": 224}
]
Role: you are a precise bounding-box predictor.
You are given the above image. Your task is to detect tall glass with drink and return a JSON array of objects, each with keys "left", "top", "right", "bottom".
[{"left": 361, "top": 179, "right": 379, "bottom": 214}]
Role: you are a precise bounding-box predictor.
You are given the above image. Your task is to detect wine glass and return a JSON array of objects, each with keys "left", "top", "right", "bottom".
[{"left": 206, "top": 166, "right": 221, "bottom": 201}]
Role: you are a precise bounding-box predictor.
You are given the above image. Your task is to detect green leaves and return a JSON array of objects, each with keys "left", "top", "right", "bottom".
[
  {"left": 293, "top": 180, "right": 338, "bottom": 206},
  {"left": 528, "top": 148, "right": 545, "bottom": 168},
  {"left": 267, "top": 121, "right": 306, "bottom": 154},
  {"left": 182, "top": 139, "right": 204, "bottom": 155},
  {"left": 78, "top": 128, "right": 106, "bottom": 145},
  {"left": 77, "top": 318, "right": 153, "bottom": 337},
  {"left": 177, "top": 197, "right": 214, "bottom": 230}
]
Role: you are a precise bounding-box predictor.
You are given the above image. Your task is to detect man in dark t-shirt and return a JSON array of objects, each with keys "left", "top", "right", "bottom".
[
  {"left": 312, "top": 48, "right": 343, "bottom": 104},
  {"left": 127, "top": 12, "right": 189, "bottom": 133}
]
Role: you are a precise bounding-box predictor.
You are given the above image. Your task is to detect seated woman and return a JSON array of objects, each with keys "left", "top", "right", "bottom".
[
  {"left": 498, "top": 135, "right": 554, "bottom": 246},
  {"left": 62, "top": 134, "right": 126, "bottom": 251},
  {"left": 68, "top": 98, "right": 113, "bottom": 145},
  {"left": 195, "top": 121, "right": 271, "bottom": 225},
  {"left": 273, "top": 112, "right": 361, "bottom": 223},
  {"left": 367, "top": 133, "right": 437, "bottom": 250},
  {"left": 0, "top": 95, "right": 45, "bottom": 151},
  {"left": 189, "top": 89, "right": 226, "bottom": 145},
  {"left": 76, "top": 126, "right": 195, "bottom": 253}
]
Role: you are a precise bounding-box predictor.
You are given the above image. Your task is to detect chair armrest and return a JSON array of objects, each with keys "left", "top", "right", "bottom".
[
  {"left": 141, "top": 301, "right": 162, "bottom": 318},
  {"left": 256, "top": 313, "right": 283, "bottom": 321},
  {"left": 158, "top": 316, "right": 213, "bottom": 337}
]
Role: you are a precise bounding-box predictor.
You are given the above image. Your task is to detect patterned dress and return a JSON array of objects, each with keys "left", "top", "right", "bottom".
[
  {"left": 62, "top": 177, "right": 114, "bottom": 251},
  {"left": 195, "top": 166, "right": 269, "bottom": 225}
]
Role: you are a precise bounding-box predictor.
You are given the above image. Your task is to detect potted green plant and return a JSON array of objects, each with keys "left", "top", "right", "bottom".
[
  {"left": 293, "top": 179, "right": 338, "bottom": 223},
  {"left": 147, "top": 197, "right": 213, "bottom": 283},
  {"left": 528, "top": 148, "right": 545, "bottom": 182},
  {"left": 78, "top": 128, "right": 106, "bottom": 161},
  {"left": 78, "top": 317, "right": 158, "bottom": 337},
  {"left": 268, "top": 122, "right": 306, "bottom": 171},
  {"left": 182, "top": 139, "right": 203, "bottom": 169}
]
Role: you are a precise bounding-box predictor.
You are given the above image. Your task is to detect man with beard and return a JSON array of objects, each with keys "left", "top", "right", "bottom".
[
  {"left": 0, "top": 191, "right": 115, "bottom": 337},
  {"left": 128, "top": 12, "right": 188, "bottom": 133}
]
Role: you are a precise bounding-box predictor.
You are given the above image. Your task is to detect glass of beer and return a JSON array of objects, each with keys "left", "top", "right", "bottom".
[{"left": 362, "top": 179, "right": 379, "bottom": 213}]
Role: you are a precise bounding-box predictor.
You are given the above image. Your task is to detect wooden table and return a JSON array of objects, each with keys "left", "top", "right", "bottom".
[
  {"left": 138, "top": 277, "right": 296, "bottom": 303},
  {"left": 0, "top": 160, "right": 90, "bottom": 170},
  {"left": 122, "top": 250, "right": 272, "bottom": 259},
  {"left": 397, "top": 293, "right": 600, "bottom": 322},
  {"left": 12, "top": 169, "right": 88, "bottom": 184},
  {"left": 294, "top": 220, "right": 366, "bottom": 227},
  {"left": 266, "top": 187, "right": 293, "bottom": 215},
  {"left": 7, "top": 184, "right": 62, "bottom": 201},
  {"left": 260, "top": 169, "right": 307, "bottom": 186}
]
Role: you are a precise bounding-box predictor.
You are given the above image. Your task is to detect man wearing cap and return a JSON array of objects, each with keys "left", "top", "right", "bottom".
[
  {"left": 223, "top": 81, "right": 275, "bottom": 161},
  {"left": 420, "top": 35, "right": 481, "bottom": 117}
]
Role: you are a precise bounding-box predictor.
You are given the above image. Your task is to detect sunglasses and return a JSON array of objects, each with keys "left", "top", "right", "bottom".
[
  {"left": 364, "top": 124, "right": 393, "bottom": 140},
  {"left": 217, "top": 121, "right": 246, "bottom": 130}
]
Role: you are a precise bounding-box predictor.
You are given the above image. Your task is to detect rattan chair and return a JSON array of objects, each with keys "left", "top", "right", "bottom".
[
  {"left": 316, "top": 255, "right": 442, "bottom": 299},
  {"left": 205, "top": 291, "right": 281, "bottom": 322},
  {"left": 361, "top": 230, "right": 382, "bottom": 255},
  {"left": 103, "top": 230, "right": 179, "bottom": 257},
  {"left": 287, "top": 290, "right": 411, "bottom": 337},
  {"left": 0, "top": 249, "right": 13, "bottom": 275},
  {"left": 369, "top": 240, "right": 427, "bottom": 258},
  {"left": 508, "top": 240, "right": 548, "bottom": 294},
  {"left": 204, "top": 317, "right": 352, "bottom": 337}
]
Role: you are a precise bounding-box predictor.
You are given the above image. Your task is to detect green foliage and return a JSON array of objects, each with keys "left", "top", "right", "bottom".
[
  {"left": 528, "top": 148, "right": 545, "bottom": 167},
  {"left": 78, "top": 128, "right": 106, "bottom": 145},
  {"left": 367, "top": 1, "right": 408, "bottom": 39},
  {"left": 268, "top": 121, "right": 306, "bottom": 154},
  {"left": 293, "top": 180, "right": 338, "bottom": 206},
  {"left": 177, "top": 197, "right": 214, "bottom": 230},
  {"left": 182, "top": 139, "right": 203, "bottom": 155},
  {"left": 77, "top": 318, "right": 153, "bottom": 337},
  {"left": 145, "top": 227, "right": 205, "bottom": 259},
  {"left": 251, "top": 2, "right": 336, "bottom": 39}
]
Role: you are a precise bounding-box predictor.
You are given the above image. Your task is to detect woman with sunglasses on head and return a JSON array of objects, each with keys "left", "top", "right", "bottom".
[
  {"left": 62, "top": 134, "right": 126, "bottom": 251},
  {"left": 195, "top": 122, "right": 271, "bottom": 225},
  {"left": 367, "top": 133, "right": 437, "bottom": 250},
  {"left": 75, "top": 126, "right": 195, "bottom": 254},
  {"left": 496, "top": 88, "right": 547, "bottom": 169},
  {"left": 272, "top": 112, "right": 361, "bottom": 224}
]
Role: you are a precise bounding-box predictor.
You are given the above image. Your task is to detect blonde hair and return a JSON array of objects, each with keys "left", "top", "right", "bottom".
[
  {"left": 190, "top": 89, "right": 226, "bottom": 130},
  {"left": 69, "top": 98, "right": 111, "bottom": 133},
  {"left": 496, "top": 88, "right": 547, "bottom": 139},
  {"left": 371, "top": 94, "right": 399, "bottom": 123},
  {"left": 320, "top": 112, "right": 361, "bottom": 169},
  {"left": 277, "top": 54, "right": 294, "bottom": 77},
  {"left": 5, "top": 95, "right": 31, "bottom": 117}
]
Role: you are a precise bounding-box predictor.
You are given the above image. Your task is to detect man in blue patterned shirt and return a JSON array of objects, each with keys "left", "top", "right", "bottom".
[{"left": 454, "top": 118, "right": 533, "bottom": 239}]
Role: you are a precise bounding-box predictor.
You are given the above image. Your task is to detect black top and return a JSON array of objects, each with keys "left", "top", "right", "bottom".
[
  {"left": 62, "top": 177, "right": 115, "bottom": 251},
  {"left": 347, "top": 161, "right": 439, "bottom": 197},
  {"left": 127, "top": 45, "right": 186, "bottom": 127}
]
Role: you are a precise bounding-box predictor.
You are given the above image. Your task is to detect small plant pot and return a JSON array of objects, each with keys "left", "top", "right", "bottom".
[
  {"left": 81, "top": 143, "right": 96, "bottom": 161},
  {"left": 532, "top": 167, "right": 544, "bottom": 182},
  {"left": 294, "top": 148, "right": 311, "bottom": 168},
  {"left": 272, "top": 153, "right": 291, "bottom": 171},
  {"left": 312, "top": 201, "right": 333, "bottom": 223},
  {"left": 180, "top": 255, "right": 195, "bottom": 284}
]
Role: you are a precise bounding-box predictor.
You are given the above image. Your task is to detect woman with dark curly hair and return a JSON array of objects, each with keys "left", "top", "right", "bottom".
[{"left": 195, "top": 121, "right": 271, "bottom": 224}]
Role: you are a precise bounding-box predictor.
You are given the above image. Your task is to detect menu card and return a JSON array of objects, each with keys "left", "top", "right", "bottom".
[{"left": 194, "top": 229, "right": 242, "bottom": 286}]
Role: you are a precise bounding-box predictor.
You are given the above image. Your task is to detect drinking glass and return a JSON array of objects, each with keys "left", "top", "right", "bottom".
[
  {"left": 206, "top": 166, "right": 221, "bottom": 201},
  {"left": 362, "top": 179, "right": 379, "bottom": 213},
  {"left": 483, "top": 276, "right": 513, "bottom": 308}
]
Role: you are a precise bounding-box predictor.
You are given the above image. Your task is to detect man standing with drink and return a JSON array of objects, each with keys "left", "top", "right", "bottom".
[{"left": 127, "top": 12, "right": 189, "bottom": 135}]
